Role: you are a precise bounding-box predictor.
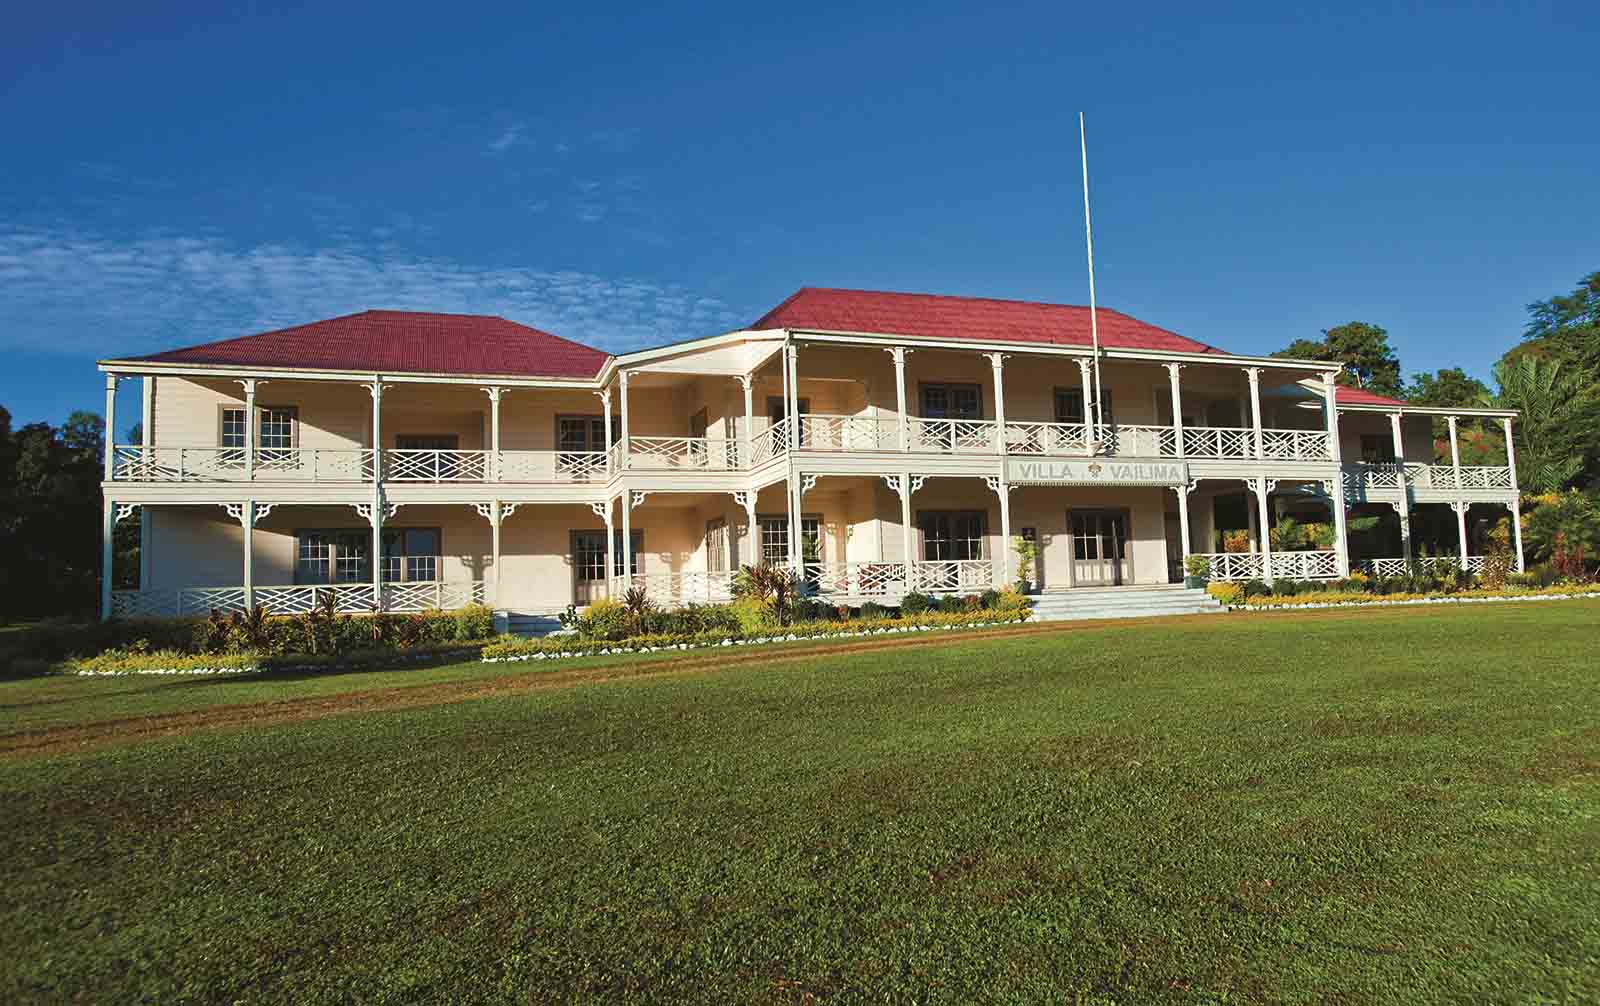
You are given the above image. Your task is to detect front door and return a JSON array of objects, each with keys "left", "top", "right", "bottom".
[
  {"left": 1070, "top": 509, "right": 1131, "bottom": 586},
  {"left": 705, "top": 518, "right": 728, "bottom": 573}
]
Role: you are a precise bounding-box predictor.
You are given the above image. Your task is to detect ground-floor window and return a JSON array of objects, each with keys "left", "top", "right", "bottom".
[
  {"left": 918, "top": 511, "right": 986, "bottom": 561},
  {"left": 295, "top": 527, "right": 442, "bottom": 584},
  {"left": 572, "top": 530, "right": 644, "bottom": 581},
  {"left": 757, "top": 514, "right": 820, "bottom": 566}
]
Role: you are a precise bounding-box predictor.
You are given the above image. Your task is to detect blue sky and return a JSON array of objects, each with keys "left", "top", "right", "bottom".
[{"left": 2, "top": 0, "right": 1595, "bottom": 429}]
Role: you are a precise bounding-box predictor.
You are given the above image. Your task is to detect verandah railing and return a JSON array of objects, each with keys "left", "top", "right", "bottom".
[
  {"left": 1192, "top": 551, "right": 1340, "bottom": 581},
  {"left": 110, "top": 580, "right": 485, "bottom": 618}
]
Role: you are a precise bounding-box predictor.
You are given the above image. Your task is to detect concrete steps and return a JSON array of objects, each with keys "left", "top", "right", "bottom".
[
  {"left": 1027, "top": 583, "right": 1224, "bottom": 622},
  {"left": 499, "top": 612, "right": 566, "bottom": 637}
]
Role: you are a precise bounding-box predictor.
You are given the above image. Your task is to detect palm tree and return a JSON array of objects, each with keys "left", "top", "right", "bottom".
[{"left": 1480, "top": 356, "right": 1585, "bottom": 492}]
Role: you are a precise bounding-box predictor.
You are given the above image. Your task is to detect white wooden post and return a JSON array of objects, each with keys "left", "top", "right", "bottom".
[
  {"left": 1503, "top": 416, "right": 1524, "bottom": 571},
  {"left": 238, "top": 501, "right": 254, "bottom": 610},
  {"left": 785, "top": 344, "right": 800, "bottom": 451},
  {"left": 993, "top": 476, "right": 1012, "bottom": 586},
  {"left": 1245, "top": 367, "right": 1264, "bottom": 459},
  {"left": 102, "top": 373, "right": 118, "bottom": 481},
  {"left": 100, "top": 499, "right": 115, "bottom": 619},
  {"left": 1453, "top": 500, "right": 1470, "bottom": 566},
  {"left": 489, "top": 501, "right": 502, "bottom": 605},
  {"left": 1447, "top": 415, "right": 1463, "bottom": 486},
  {"left": 601, "top": 498, "right": 616, "bottom": 598},
  {"left": 139, "top": 379, "right": 153, "bottom": 588},
  {"left": 484, "top": 386, "right": 502, "bottom": 481},
  {"left": 1394, "top": 502, "right": 1413, "bottom": 564},
  {"left": 621, "top": 491, "right": 634, "bottom": 591},
  {"left": 889, "top": 348, "right": 909, "bottom": 451},
  {"left": 1253, "top": 477, "right": 1274, "bottom": 584},
  {"left": 739, "top": 373, "right": 754, "bottom": 465},
  {"left": 242, "top": 378, "right": 257, "bottom": 480},
  {"left": 1389, "top": 412, "right": 1406, "bottom": 464},
  {"left": 987, "top": 353, "right": 1006, "bottom": 455},
  {"left": 598, "top": 386, "right": 613, "bottom": 475},
  {"left": 1321, "top": 373, "right": 1350, "bottom": 576},
  {"left": 1076, "top": 358, "right": 1096, "bottom": 446},
  {"left": 1166, "top": 363, "right": 1185, "bottom": 458},
  {"left": 369, "top": 379, "right": 384, "bottom": 610},
  {"left": 618, "top": 371, "right": 631, "bottom": 471},
  {"left": 1173, "top": 484, "right": 1193, "bottom": 562},
  {"left": 899, "top": 474, "right": 916, "bottom": 584},
  {"left": 786, "top": 475, "right": 800, "bottom": 574}
]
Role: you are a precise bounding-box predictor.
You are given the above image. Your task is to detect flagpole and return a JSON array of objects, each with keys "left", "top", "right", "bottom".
[{"left": 1079, "top": 111, "right": 1104, "bottom": 446}]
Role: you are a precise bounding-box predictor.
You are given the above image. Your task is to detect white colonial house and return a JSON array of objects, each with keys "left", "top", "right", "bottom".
[{"left": 97, "top": 288, "right": 1524, "bottom": 622}]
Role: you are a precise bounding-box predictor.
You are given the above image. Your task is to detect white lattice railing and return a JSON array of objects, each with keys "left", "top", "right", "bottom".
[
  {"left": 910, "top": 559, "right": 995, "bottom": 594},
  {"left": 805, "top": 562, "right": 911, "bottom": 598},
  {"left": 383, "top": 450, "right": 490, "bottom": 482},
  {"left": 1181, "top": 426, "right": 1254, "bottom": 459},
  {"left": 1343, "top": 462, "right": 1405, "bottom": 494},
  {"left": 495, "top": 450, "right": 609, "bottom": 482},
  {"left": 111, "top": 445, "right": 375, "bottom": 482},
  {"left": 1192, "top": 553, "right": 1264, "bottom": 581},
  {"left": 1357, "top": 556, "right": 1486, "bottom": 578},
  {"left": 625, "top": 437, "right": 738, "bottom": 471},
  {"left": 746, "top": 418, "right": 790, "bottom": 466},
  {"left": 1103, "top": 424, "right": 1177, "bottom": 458},
  {"left": 1269, "top": 550, "right": 1339, "bottom": 579},
  {"left": 110, "top": 580, "right": 484, "bottom": 618},
  {"left": 1005, "top": 421, "right": 1092, "bottom": 455},
  {"left": 1455, "top": 466, "right": 1514, "bottom": 490},
  {"left": 1260, "top": 428, "right": 1333, "bottom": 461},
  {"left": 909, "top": 418, "right": 999, "bottom": 454},
  {"left": 617, "top": 571, "right": 737, "bottom": 606},
  {"left": 796, "top": 415, "right": 900, "bottom": 452}
]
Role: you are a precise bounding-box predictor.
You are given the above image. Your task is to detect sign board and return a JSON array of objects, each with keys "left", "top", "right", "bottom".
[{"left": 1006, "top": 458, "right": 1188, "bottom": 487}]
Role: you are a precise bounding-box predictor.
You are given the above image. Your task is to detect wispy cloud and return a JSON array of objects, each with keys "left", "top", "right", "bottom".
[
  {"left": 487, "top": 122, "right": 527, "bottom": 154},
  {"left": 0, "top": 227, "right": 746, "bottom": 358}
]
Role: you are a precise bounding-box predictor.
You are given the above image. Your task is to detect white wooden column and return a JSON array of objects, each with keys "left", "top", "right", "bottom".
[
  {"left": 1320, "top": 373, "right": 1350, "bottom": 576},
  {"left": 1389, "top": 412, "right": 1406, "bottom": 464},
  {"left": 1245, "top": 367, "right": 1264, "bottom": 459},
  {"left": 618, "top": 371, "right": 631, "bottom": 471},
  {"left": 138, "top": 380, "right": 153, "bottom": 589},
  {"left": 786, "top": 474, "right": 801, "bottom": 574},
  {"left": 986, "top": 353, "right": 1007, "bottom": 455},
  {"left": 990, "top": 476, "right": 1012, "bottom": 586},
  {"left": 1076, "top": 358, "right": 1096, "bottom": 446},
  {"left": 100, "top": 499, "right": 115, "bottom": 619},
  {"left": 102, "top": 373, "right": 119, "bottom": 481},
  {"left": 1165, "top": 363, "right": 1185, "bottom": 457},
  {"left": 621, "top": 491, "right": 634, "bottom": 590},
  {"left": 1503, "top": 416, "right": 1524, "bottom": 572},
  {"left": 369, "top": 379, "right": 385, "bottom": 610},
  {"left": 785, "top": 344, "right": 800, "bottom": 451},
  {"left": 739, "top": 374, "right": 754, "bottom": 465},
  {"left": 1447, "top": 415, "right": 1462, "bottom": 483},
  {"left": 483, "top": 386, "right": 503, "bottom": 481},
  {"left": 899, "top": 474, "right": 916, "bottom": 580},
  {"left": 1393, "top": 501, "right": 1413, "bottom": 563},
  {"left": 888, "top": 348, "right": 909, "bottom": 451},
  {"left": 600, "top": 498, "right": 616, "bottom": 598},
  {"left": 241, "top": 501, "right": 255, "bottom": 610},
  {"left": 242, "top": 378, "right": 258, "bottom": 480},
  {"left": 486, "top": 502, "right": 502, "bottom": 605},
  {"left": 1452, "top": 500, "right": 1470, "bottom": 565},
  {"left": 734, "top": 491, "right": 756, "bottom": 569},
  {"left": 1253, "top": 477, "right": 1274, "bottom": 584},
  {"left": 1171, "top": 483, "right": 1193, "bottom": 560}
]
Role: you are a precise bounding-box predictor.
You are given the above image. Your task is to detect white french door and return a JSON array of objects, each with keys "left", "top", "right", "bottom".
[{"left": 1070, "top": 509, "right": 1131, "bottom": 586}]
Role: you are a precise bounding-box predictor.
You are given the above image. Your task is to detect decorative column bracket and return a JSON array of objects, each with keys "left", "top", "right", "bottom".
[
  {"left": 589, "top": 501, "right": 611, "bottom": 522},
  {"left": 983, "top": 476, "right": 1016, "bottom": 495},
  {"left": 630, "top": 490, "right": 649, "bottom": 509},
  {"left": 114, "top": 502, "right": 140, "bottom": 524},
  {"left": 798, "top": 473, "right": 818, "bottom": 496}
]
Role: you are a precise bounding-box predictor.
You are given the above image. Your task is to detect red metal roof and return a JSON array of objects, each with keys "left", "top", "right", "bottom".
[
  {"left": 128, "top": 310, "right": 608, "bottom": 379},
  {"left": 754, "top": 287, "right": 1228, "bottom": 354},
  {"left": 1334, "top": 385, "right": 1406, "bottom": 407}
]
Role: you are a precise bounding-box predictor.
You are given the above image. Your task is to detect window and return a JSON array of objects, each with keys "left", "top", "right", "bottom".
[
  {"left": 572, "top": 530, "right": 644, "bottom": 580},
  {"left": 1055, "top": 388, "right": 1113, "bottom": 426},
  {"left": 395, "top": 435, "right": 459, "bottom": 451},
  {"left": 1360, "top": 435, "right": 1395, "bottom": 463},
  {"left": 296, "top": 527, "right": 440, "bottom": 584},
  {"left": 221, "top": 406, "right": 297, "bottom": 451},
  {"left": 921, "top": 383, "right": 982, "bottom": 420},
  {"left": 757, "top": 514, "right": 820, "bottom": 566},
  {"left": 918, "top": 511, "right": 986, "bottom": 561},
  {"left": 556, "top": 416, "right": 619, "bottom": 453},
  {"left": 383, "top": 527, "right": 441, "bottom": 582}
]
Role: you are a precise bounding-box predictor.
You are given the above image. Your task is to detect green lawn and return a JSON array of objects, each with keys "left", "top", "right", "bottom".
[{"left": 3, "top": 602, "right": 1598, "bottom": 1004}]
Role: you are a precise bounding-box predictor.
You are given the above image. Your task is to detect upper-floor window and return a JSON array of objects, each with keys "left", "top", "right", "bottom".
[
  {"left": 1054, "top": 388, "right": 1114, "bottom": 426},
  {"left": 221, "top": 406, "right": 298, "bottom": 450},
  {"left": 921, "top": 383, "right": 981, "bottom": 420},
  {"left": 557, "top": 415, "right": 619, "bottom": 453},
  {"left": 1360, "top": 435, "right": 1396, "bottom": 463}
]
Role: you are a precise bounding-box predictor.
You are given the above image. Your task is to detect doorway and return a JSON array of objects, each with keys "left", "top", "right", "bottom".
[{"left": 1069, "top": 508, "right": 1131, "bottom": 586}]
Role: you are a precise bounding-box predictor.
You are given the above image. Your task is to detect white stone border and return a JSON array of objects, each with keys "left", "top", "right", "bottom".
[
  {"left": 481, "top": 618, "right": 1030, "bottom": 664},
  {"left": 73, "top": 664, "right": 260, "bottom": 677},
  {"left": 68, "top": 645, "right": 487, "bottom": 677},
  {"left": 1234, "top": 590, "right": 1600, "bottom": 612}
]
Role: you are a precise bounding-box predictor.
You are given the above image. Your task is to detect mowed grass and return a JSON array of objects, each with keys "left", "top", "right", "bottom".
[{"left": 3, "top": 603, "right": 1598, "bottom": 1004}]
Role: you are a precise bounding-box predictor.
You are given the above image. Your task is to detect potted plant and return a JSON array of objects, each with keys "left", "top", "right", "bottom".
[
  {"left": 1183, "top": 553, "right": 1211, "bottom": 588},
  {"left": 1012, "top": 534, "right": 1039, "bottom": 594}
]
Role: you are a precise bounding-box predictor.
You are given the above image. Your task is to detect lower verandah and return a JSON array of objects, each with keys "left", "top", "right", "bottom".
[{"left": 120, "top": 477, "right": 1367, "bottom": 617}]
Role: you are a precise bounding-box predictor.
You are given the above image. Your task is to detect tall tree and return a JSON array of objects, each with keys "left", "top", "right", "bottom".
[
  {"left": 1406, "top": 367, "right": 1497, "bottom": 464},
  {"left": 1274, "top": 322, "right": 1403, "bottom": 398},
  {"left": 1505, "top": 271, "right": 1600, "bottom": 487},
  {"left": 1479, "top": 356, "right": 1588, "bottom": 492}
]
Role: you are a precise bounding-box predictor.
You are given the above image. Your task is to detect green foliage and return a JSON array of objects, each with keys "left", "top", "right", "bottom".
[
  {"left": 1482, "top": 356, "right": 1590, "bottom": 491},
  {"left": 898, "top": 591, "right": 932, "bottom": 615},
  {"left": 1522, "top": 491, "right": 1600, "bottom": 577},
  {"left": 1183, "top": 553, "right": 1212, "bottom": 577},
  {"left": 1205, "top": 581, "right": 1242, "bottom": 606},
  {"left": 1241, "top": 579, "right": 1270, "bottom": 599},
  {"left": 1011, "top": 535, "right": 1039, "bottom": 588},
  {"left": 992, "top": 588, "right": 1032, "bottom": 612},
  {"left": 1274, "top": 321, "right": 1403, "bottom": 398}
]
